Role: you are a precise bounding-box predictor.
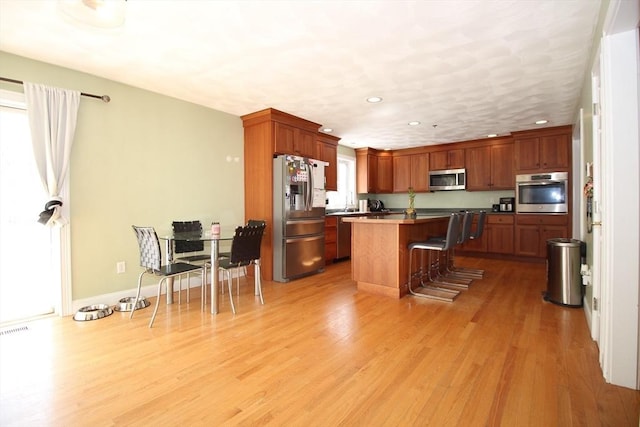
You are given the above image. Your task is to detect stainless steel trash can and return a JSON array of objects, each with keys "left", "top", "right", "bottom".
[{"left": 544, "top": 238, "right": 583, "bottom": 307}]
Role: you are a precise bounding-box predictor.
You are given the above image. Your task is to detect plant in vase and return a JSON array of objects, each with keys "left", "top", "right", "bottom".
[{"left": 406, "top": 187, "right": 416, "bottom": 217}]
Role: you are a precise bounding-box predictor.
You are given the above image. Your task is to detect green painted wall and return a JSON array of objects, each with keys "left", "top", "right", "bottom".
[{"left": 0, "top": 51, "right": 245, "bottom": 300}]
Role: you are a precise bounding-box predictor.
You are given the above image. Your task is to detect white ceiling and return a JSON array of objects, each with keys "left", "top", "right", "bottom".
[{"left": 0, "top": 0, "right": 601, "bottom": 150}]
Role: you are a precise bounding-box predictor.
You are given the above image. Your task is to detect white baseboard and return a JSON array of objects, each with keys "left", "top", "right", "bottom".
[{"left": 71, "top": 270, "right": 243, "bottom": 313}]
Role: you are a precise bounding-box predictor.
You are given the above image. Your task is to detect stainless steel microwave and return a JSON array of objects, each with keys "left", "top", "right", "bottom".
[
  {"left": 516, "top": 172, "right": 568, "bottom": 213},
  {"left": 429, "top": 168, "right": 466, "bottom": 191}
]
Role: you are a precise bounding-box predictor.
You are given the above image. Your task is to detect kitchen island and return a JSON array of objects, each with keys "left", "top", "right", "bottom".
[{"left": 342, "top": 214, "right": 450, "bottom": 298}]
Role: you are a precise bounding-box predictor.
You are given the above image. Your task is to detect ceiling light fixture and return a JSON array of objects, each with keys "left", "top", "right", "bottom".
[
  {"left": 408, "top": 121, "right": 421, "bottom": 126},
  {"left": 366, "top": 96, "right": 383, "bottom": 103},
  {"left": 322, "top": 128, "right": 333, "bottom": 133},
  {"left": 487, "top": 133, "right": 498, "bottom": 138},
  {"left": 58, "top": 0, "right": 127, "bottom": 29},
  {"left": 535, "top": 119, "right": 549, "bottom": 125}
]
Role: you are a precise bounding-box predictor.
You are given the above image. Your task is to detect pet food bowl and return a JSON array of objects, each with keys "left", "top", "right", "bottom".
[
  {"left": 113, "top": 296, "right": 150, "bottom": 312},
  {"left": 73, "top": 304, "right": 113, "bottom": 321}
]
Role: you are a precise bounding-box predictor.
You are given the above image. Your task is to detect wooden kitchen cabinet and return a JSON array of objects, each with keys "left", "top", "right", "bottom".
[
  {"left": 429, "top": 148, "right": 464, "bottom": 170},
  {"left": 486, "top": 214, "right": 514, "bottom": 254},
  {"left": 513, "top": 126, "right": 571, "bottom": 172},
  {"left": 275, "top": 122, "right": 317, "bottom": 158},
  {"left": 515, "top": 214, "right": 569, "bottom": 257},
  {"left": 317, "top": 132, "right": 340, "bottom": 191},
  {"left": 377, "top": 154, "right": 393, "bottom": 193},
  {"left": 465, "top": 141, "right": 514, "bottom": 191},
  {"left": 356, "top": 148, "right": 393, "bottom": 193},
  {"left": 325, "top": 216, "right": 338, "bottom": 263},
  {"left": 392, "top": 153, "right": 429, "bottom": 193}
]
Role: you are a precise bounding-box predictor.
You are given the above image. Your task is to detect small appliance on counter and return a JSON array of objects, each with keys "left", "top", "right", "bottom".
[
  {"left": 499, "top": 197, "right": 515, "bottom": 212},
  {"left": 368, "top": 199, "right": 386, "bottom": 212}
]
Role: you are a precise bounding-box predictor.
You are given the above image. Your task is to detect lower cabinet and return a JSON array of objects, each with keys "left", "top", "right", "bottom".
[
  {"left": 486, "top": 214, "right": 514, "bottom": 254},
  {"left": 325, "top": 216, "right": 337, "bottom": 263},
  {"left": 514, "top": 215, "right": 569, "bottom": 257}
]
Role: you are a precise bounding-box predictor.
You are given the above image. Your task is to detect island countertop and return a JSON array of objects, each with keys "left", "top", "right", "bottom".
[
  {"left": 343, "top": 214, "right": 451, "bottom": 298},
  {"left": 342, "top": 213, "right": 450, "bottom": 224}
]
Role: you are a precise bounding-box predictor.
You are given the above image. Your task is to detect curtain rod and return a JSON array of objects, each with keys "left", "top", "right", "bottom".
[{"left": 0, "top": 77, "right": 110, "bottom": 103}]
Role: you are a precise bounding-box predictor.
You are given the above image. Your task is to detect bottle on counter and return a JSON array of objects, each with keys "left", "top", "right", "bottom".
[{"left": 211, "top": 221, "right": 220, "bottom": 237}]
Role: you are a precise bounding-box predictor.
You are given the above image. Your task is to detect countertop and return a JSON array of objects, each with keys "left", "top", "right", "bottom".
[{"left": 341, "top": 213, "right": 450, "bottom": 224}]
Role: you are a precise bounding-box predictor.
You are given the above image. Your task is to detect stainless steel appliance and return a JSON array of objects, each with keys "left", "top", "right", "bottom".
[
  {"left": 273, "top": 154, "right": 327, "bottom": 282},
  {"left": 499, "top": 197, "right": 515, "bottom": 212},
  {"left": 428, "top": 168, "right": 466, "bottom": 191},
  {"left": 515, "top": 172, "right": 568, "bottom": 213}
]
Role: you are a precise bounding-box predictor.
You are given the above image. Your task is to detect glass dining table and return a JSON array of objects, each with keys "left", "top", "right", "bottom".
[{"left": 157, "top": 228, "right": 234, "bottom": 314}]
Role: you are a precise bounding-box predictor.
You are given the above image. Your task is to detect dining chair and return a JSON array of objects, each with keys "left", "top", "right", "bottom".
[
  {"left": 218, "top": 222, "right": 266, "bottom": 314},
  {"left": 172, "top": 220, "right": 210, "bottom": 304},
  {"left": 130, "top": 225, "right": 204, "bottom": 328},
  {"left": 406, "top": 213, "right": 462, "bottom": 301}
]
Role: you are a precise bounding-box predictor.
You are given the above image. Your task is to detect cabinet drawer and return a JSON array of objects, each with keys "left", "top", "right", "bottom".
[
  {"left": 516, "top": 214, "right": 568, "bottom": 226},
  {"left": 487, "top": 214, "right": 514, "bottom": 225}
]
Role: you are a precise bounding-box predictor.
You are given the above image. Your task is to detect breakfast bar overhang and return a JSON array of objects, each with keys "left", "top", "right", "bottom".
[{"left": 342, "top": 214, "right": 450, "bottom": 298}]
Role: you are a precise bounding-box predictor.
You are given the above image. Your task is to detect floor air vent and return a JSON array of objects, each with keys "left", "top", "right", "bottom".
[{"left": 0, "top": 325, "right": 28, "bottom": 336}]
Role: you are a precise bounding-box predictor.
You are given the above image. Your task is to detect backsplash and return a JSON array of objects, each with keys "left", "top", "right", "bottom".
[{"left": 364, "top": 190, "right": 515, "bottom": 210}]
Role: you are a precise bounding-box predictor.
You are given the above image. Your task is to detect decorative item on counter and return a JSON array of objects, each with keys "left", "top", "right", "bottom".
[
  {"left": 211, "top": 221, "right": 220, "bottom": 237},
  {"left": 359, "top": 199, "right": 368, "bottom": 212},
  {"left": 405, "top": 187, "right": 417, "bottom": 218}
]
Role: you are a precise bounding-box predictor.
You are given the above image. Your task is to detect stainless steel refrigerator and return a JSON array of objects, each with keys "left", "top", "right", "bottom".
[{"left": 273, "top": 154, "right": 327, "bottom": 282}]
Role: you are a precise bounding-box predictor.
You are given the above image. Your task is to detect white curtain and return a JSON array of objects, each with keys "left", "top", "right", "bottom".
[{"left": 23, "top": 82, "right": 80, "bottom": 226}]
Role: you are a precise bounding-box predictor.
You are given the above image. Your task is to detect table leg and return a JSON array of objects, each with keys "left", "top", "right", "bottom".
[
  {"left": 211, "top": 238, "right": 219, "bottom": 314},
  {"left": 165, "top": 239, "right": 174, "bottom": 305}
]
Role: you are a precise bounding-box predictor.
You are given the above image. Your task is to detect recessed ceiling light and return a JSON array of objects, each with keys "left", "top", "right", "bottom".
[
  {"left": 366, "top": 96, "right": 383, "bottom": 103},
  {"left": 384, "top": 148, "right": 391, "bottom": 151},
  {"left": 487, "top": 133, "right": 498, "bottom": 138},
  {"left": 535, "top": 119, "right": 549, "bottom": 125},
  {"left": 408, "top": 121, "right": 421, "bottom": 126},
  {"left": 322, "top": 128, "right": 333, "bottom": 133}
]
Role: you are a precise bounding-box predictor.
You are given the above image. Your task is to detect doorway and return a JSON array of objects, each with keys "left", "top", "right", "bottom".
[{"left": 0, "top": 91, "right": 56, "bottom": 324}]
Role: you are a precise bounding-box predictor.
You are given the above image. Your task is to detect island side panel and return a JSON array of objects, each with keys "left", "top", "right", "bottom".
[
  {"left": 351, "top": 222, "right": 401, "bottom": 297},
  {"left": 350, "top": 217, "right": 449, "bottom": 298}
]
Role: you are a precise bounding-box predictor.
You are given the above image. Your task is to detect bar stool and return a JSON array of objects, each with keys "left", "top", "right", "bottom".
[
  {"left": 407, "top": 213, "right": 461, "bottom": 302},
  {"left": 446, "top": 210, "right": 486, "bottom": 279}
]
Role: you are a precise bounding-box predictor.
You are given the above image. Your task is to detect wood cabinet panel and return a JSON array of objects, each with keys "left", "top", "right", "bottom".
[
  {"left": 377, "top": 155, "right": 393, "bottom": 193},
  {"left": 393, "top": 155, "right": 411, "bottom": 192},
  {"left": 393, "top": 153, "right": 429, "bottom": 193},
  {"left": 487, "top": 224, "right": 514, "bottom": 254},
  {"left": 513, "top": 126, "right": 571, "bottom": 173},
  {"left": 515, "top": 214, "right": 569, "bottom": 257},
  {"left": 296, "top": 129, "right": 317, "bottom": 158},
  {"left": 430, "top": 148, "right": 464, "bottom": 170},
  {"left": 274, "top": 122, "right": 295, "bottom": 155},
  {"left": 465, "top": 143, "right": 514, "bottom": 191},
  {"left": 317, "top": 133, "right": 340, "bottom": 191},
  {"left": 325, "top": 216, "right": 337, "bottom": 263},
  {"left": 411, "top": 153, "right": 429, "bottom": 192}
]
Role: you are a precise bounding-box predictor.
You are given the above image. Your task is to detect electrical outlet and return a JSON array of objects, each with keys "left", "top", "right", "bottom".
[{"left": 116, "top": 261, "right": 126, "bottom": 274}]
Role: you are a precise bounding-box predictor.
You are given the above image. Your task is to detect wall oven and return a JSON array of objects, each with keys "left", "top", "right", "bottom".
[{"left": 516, "top": 172, "right": 568, "bottom": 213}]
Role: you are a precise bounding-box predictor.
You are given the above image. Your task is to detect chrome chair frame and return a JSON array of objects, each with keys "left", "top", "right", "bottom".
[
  {"left": 407, "top": 213, "right": 461, "bottom": 301},
  {"left": 130, "top": 226, "right": 204, "bottom": 328}
]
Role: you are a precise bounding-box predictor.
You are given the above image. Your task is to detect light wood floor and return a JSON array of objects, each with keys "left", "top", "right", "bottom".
[{"left": 1, "top": 258, "right": 638, "bottom": 426}]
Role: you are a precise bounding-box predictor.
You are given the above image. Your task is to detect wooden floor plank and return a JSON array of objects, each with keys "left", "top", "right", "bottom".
[{"left": 0, "top": 257, "right": 638, "bottom": 426}]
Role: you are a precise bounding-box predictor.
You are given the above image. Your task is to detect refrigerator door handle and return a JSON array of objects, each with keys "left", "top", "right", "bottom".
[
  {"left": 307, "top": 160, "right": 314, "bottom": 211},
  {"left": 284, "top": 235, "right": 324, "bottom": 244}
]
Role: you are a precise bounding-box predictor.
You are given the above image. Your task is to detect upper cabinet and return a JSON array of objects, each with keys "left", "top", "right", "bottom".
[
  {"left": 356, "top": 148, "right": 393, "bottom": 194},
  {"left": 429, "top": 148, "right": 464, "bottom": 170},
  {"left": 274, "top": 122, "right": 317, "bottom": 158},
  {"left": 393, "top": 153, "right": 429, "bottom": 193},
  {"left": 465, "top": 140, "right": 514, "bottom": 191},
  {"left": 513, "top": 126, "right": 572, "bottom": 173},
  {"left": 317, "top": 132, "right": 340, "bottom": 191}
]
